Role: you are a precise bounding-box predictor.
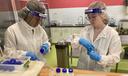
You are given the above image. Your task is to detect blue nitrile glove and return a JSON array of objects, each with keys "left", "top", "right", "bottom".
[
  {"left": 25, "top": 51, "right": 39, "bottom": 61},
  {"left": 88, "top": 51, "right": 101, "bottom": 61},
  {"left": 79, "top": 38, "right": 95, "bottom": 53},
  {"left": 79, "top": 38, "right": 101, "bottom": 61},
  {"left": 40, "top": 43, "right": 49, "bottom": 54}
]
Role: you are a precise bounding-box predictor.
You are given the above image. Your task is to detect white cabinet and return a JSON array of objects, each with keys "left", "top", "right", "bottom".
[
  {"left": 120, "top": 35, "right": 128, "bottom": 45},
  {"left": 50, "top": 27, "right": 83, "bottom": 43}
]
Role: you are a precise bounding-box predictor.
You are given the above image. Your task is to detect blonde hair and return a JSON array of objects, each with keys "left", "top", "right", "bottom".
[
  {"left": 88, "top": 1, "right": 109, "bottom": 25},
  {"left": 88, "top": 1, "right": 106, "bottom": 10}
]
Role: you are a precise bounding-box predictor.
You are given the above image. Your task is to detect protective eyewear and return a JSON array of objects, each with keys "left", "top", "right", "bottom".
[
  {"left": 30, "top": 11, "right": 47, "bottom": 19},
  {"left": 85, "top": 13, "right": 98, "bottom": 20},
  {"left": 85, "top": 8, "right": 104, "bottom": 14}
]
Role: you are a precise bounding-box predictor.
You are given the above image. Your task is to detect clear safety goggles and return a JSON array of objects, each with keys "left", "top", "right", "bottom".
[
  {"left": 25, "top": 7, "right": 47, "bottom": 19},
  {"left": 85, "top": 8, "right": 104, "bottom": 14},
  {"left": 85, "top": 14, "right": 98, "bottom": 20},
  {"left": 30, "top": 11, "right": 47, "bottom": 19}
]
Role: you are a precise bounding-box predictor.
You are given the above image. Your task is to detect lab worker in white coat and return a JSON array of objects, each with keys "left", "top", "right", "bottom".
[
  {"left": 4, "top": 0, "right": 50, "bottom": 61},
  {"left": 71, "top": 1, "right": 122, "bottom": 72}
]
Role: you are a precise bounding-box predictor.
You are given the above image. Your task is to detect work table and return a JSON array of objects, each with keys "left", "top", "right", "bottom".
[
  {"left": 0, "top": 61, "right": 127, "bottom": 76},
  {"left": 39, "top": 67, "right": 128, "bottom": 76}
]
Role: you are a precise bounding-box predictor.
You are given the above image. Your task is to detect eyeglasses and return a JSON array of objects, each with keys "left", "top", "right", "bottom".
[
  {"left": 30, "top": 11, "right": 47, "bottom": 19},
  {"left": 85, "top": 14, "right": 98, "bottom": 20}
]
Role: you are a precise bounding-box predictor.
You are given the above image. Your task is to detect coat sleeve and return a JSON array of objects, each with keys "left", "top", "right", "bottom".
[
  {"left": 71, "top": 27, "right": 89, "bottom": 53},
  {"left": 4, "top": 28, "right": 17, "bottom": 55},
  {"left": 41, "top": 28, "right": 51, "bottom": 52},
  {"left": 98, "top": 34, "right": 122, "bottom": 67}
]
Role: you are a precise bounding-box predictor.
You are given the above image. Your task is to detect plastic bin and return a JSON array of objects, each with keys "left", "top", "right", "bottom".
[{"left": 0, "top": 57, "right": 30, "bottom": 72}]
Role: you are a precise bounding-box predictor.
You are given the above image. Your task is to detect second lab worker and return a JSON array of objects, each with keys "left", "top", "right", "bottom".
[{"left": 4, "top": 0, "right": 50, "bottom": 60}]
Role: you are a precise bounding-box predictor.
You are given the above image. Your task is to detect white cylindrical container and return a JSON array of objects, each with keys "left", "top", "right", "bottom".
[
  {"left": 56, "top": 67, "right": 61, "bottom": 76},
  {"left": 62, "top": 68, "right": 68, "bottom": 76},
  {"left": 68, "top": 68, "right": 74, "bottom": 76}
]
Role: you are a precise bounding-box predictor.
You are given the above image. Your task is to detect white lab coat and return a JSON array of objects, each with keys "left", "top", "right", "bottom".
[
  {"left": 73, "top": 25, "right": 122, "bottom": 72},
  {"left": 4, "top": 19, "right": 50, "bottom": 58}
]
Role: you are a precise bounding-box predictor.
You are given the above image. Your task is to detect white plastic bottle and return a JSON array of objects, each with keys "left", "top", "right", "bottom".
[
  {"left": 68, "top": 68, "right": 74, "bottom": 76},
  {"left": 56, "top": 67, "right": 61, "bottom": 76},
  {"left": 62, "top": 68, "right": 67, "bottom": 76}
]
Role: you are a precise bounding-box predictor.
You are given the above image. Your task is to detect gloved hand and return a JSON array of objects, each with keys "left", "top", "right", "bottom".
[
  {"left": 79, "top": 38, "right": 95, "bottom": 53},
  {"left": 78, "top": 38, "right": 101, "bottom": 61},
  {"left": 25, "top": 51, "right": 39, "bottom": 61},
  {"left": 88, "top": 51, "right": 101, "bottom": 61},
  {"left": 71, "top": 34, "right": 80, "bottom": 48},
  {"left": 40, "top": 43, "right": 49, "bottom": 54}
]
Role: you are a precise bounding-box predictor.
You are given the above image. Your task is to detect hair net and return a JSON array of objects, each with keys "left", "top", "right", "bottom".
[{"left": 18, "top": 0, "right": 46, "bottom": 19}]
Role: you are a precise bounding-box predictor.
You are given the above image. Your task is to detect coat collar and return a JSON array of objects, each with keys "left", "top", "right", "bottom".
[
  {"left": 87, "top": 25, "right": 108, "bottom": 43},
  {"left": 19, "top": 19, "right": 40, "bottom": 31},
  {"left": 96, "top": 25, "right": 108, "bottom": 38}
]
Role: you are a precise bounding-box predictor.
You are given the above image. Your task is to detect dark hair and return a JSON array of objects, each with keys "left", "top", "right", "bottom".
[{"left": 18, "top": 0, "right": 45, "bottom": 19}]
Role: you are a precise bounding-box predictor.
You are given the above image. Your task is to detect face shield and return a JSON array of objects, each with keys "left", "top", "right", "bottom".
[
  {"left": 85, "top": 8, "right": 104, "bottom": 14},
  {"left": 30, "top": 11, "right": 47, "bottom": 19},
  {"left": 25, "top": 6, "right": 47, "bottom": 19},
  {"left": 85, "top": 8, "right": 105, "bottom": 20}
]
